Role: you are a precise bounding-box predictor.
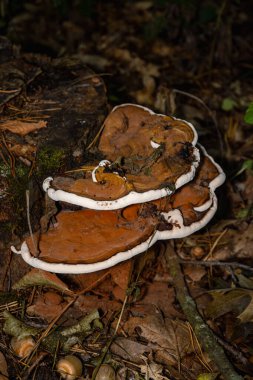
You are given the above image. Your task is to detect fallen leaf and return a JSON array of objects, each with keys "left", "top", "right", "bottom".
[
  {"left": 0, "top": 119, "right": 47, "bottom": 135},
  {"left": 111, "top": 337, "right": 151, "bottom": 364},
  {"left": 124, "top": 314, "right": 193, "bottom": 365},
  {"left": 140, "top": 360, "right": 167, "bottom": 380},
  {"left": 26, "top": 291, "right": 68, "bottom": 322},
  {"left": 73, "top": 260, "right": 132, "bottom": 302},
  {"left": 134, "top": 281, "right": 182, "bottom": 318},
  {"left": 110, "top": 260, "right": 132, "bottom": 301},
  {"left": 237, "top": 274, "right": 253, "bottom": 290},
  {"left": 206, "top": 289, "right": 253, "bottom": 323},
  {"left": 210, "top": 223, "right": 253, "bottom": 261},
  {"left": 74, "top": 294, "right": 121, "bottom": 316},
  {"left": 184, "top": 265, "right": 206, "bottom": 282},
  {"left": 12, "top": 268, "right": 71, "bottom": 293}
]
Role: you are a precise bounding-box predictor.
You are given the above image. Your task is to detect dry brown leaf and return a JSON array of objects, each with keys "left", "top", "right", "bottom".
[
  {"left": 75, "top": 294, "right": 120, "bottom": 316},
  {"left": 0, "top": 119, "right": 47, "bottom": 135},
  {"left": 206, "top": 289, "right": 253, "bottom": 323},
  {"left": 140, "top": 361, "right": 167, "bottom": 380},
  {"left": 12, "top": 268, "right": 70, "bottom": 292},
  {"left": 73, "top": 260, "right": 131, "bottom": 301},
  {"left": 210, "top": 223, "right": 253, "bottom": 261},
  {"left": 184, "top": 265, "right": 206, "bottom": 282},
  {"left": 111, "top": 337, "right": 151, "bottom": 364},
  {"left": 26, "top": 291, "right": 68, "bottom": 322},
  {"left": 134, "top": 282, "right": 182, "bottom": 319},
  {"left": 110, "top": 260, "right": 132, "bottom": 291},
  {"left": 124, "top": 314, "right": 193, "bottom": 365}
]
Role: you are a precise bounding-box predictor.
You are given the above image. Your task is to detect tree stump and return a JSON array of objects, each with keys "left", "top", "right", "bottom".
[{"left": 0, "top": 38, "right": 108, "bottom": 284}]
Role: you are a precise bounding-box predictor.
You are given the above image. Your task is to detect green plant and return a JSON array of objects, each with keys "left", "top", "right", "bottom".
[{"left": 244, "top": 102, "right": 253, "bottom": 124}]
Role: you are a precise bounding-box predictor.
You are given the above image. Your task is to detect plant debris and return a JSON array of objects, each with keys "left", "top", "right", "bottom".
[{"left": 0, "top": 1, "right": 253, "bottom": 379}]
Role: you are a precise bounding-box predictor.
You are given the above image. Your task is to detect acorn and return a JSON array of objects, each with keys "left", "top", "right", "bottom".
[
  {"left": 56, "top": 355, "right": 83, "bottom": 380},
  {"left": 190, "top": 246, "right": 205, "bottom": 259},
  {"left": 11, "top": 336, "right": 35, "bottom": 358},
  {"left": 95, "top": 364, "right": 115, "bottom": 380}
]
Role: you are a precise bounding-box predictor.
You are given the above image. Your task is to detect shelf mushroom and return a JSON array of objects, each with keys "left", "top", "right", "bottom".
[
  {"left": 43, "top": 104, "right": 200, "bottom": 210},
  {"left": 11, "top": 145, "right": 225, "bottom": 273}
]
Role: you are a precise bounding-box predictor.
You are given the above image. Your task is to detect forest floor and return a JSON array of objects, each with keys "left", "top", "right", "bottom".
[{"left": 0, "top": 1, "right": 253, "bottom": 379}]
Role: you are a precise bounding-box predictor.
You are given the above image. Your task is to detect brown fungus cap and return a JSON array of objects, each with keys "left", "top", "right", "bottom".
[
  {"left": 13, "top": 145, "right": 225, "bottom": 274},
  {"left": 25, "top": 203, "right": 158, "bottom": 265},
  {"left": 43, "top": 104, "right": 200, "bottom": 210},
  {"left": 99, "top": 104, "right": 197, "bottom": 160}
]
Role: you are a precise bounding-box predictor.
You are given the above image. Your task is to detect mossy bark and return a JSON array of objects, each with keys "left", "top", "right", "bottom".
[
  {"left": 0, "top": 43, "right": 108, "bottom": 286},
  {"left": 165, "top": 242, "right": 244, "bottom": 380}
]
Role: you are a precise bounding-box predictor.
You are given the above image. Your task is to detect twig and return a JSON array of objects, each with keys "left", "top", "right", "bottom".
[
  {"left": 0, "top": 133, "right": 16, "bottom": 177},
  {"left": 204, "top": 228, "right": 228, "bottom": 260},
  {"left": 114, "top": 295, "right": 128, "bottom": 336},
  {"left": 76, "top": 270, "right": 110, "bottom": 296},
  {"left": 22, "top": 351, "right": 49, "bottom": 380},
  {"left": 165, "top": 241, "right": 244, "bottom": 380},
  {"left": 215, "top": 335, "right": 249, "bottom": 367},
  {"left": 91, "top": 294, "right": 129, "bottom": 380},
  {"left": 0, "top": 89, "right": 20, "bottom": 93},
  {"left": 179, "top": 259, "right": 253, "bottom": 272},
  {"left": 86, "top": 121, "right": 106, "bottom": 150},
  {"left": 186, "top": 321, "right": 212, "bottom": 372},
  {"left": 172, "top": 88, "right": 224, "bottom": 156},
  {"left": 1, "top": 249, "right": 13, "bottom": 291},
  {"left": 24, "top": 271, "right": 110, "bottom": 367}
]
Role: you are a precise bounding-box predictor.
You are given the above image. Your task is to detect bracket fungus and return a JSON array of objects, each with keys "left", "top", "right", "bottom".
[
  {"left": 11, "top": 106, "right": 225, "bottom": 275},
  {"left": 42, "top": 104, "right": 200, "bottom": 210}
]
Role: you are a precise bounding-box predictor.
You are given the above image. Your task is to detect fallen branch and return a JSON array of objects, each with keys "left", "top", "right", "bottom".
[
  {"left": 165, "top": 242, "right": 244, "bottom": 380},
  {"left": 3, "top": 309, "right": 99, "bottom": 353}
]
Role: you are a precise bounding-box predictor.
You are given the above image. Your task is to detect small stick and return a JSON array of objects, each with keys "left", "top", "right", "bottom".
[
  {"left": 86, "top": 121, "right": 106, "bottom": 150},
  {"left": 0, "top": 88, "right": 20, "bottom": 93},
  {"left": 22, "top": 351, "right": 48, "bottom": 380},
  {"left": 24, "top": 270, "right": 110, "bottom": 366},
  {"left": 92, "top": 290, "right": 129, "bottom": 380},
  {"left": 165, "top": 241, "right": 244, "bottom": 380},
  {"left": 114, "top": 295, "right": 128, "bottom": 336},
  {"left": 172, "top": 88, "right": 224, "bottom": 155},
  {"left": 1, "top": 249, "right": 13, "bottom": 291},
  {"left": 204, "top": 228, "right": 228, "bottom": 260}
]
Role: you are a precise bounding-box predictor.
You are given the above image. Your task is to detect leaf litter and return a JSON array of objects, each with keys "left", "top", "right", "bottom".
[{"left": 0, "top": 1, "right": 253, "bottom": 379}]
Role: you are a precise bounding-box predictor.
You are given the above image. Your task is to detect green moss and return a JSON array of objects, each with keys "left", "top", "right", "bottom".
[
  {"left": 36, "top": 146, "right": 65, "bottom": 177},
  {"left": 0, "top": 146, "right": 65, "bottom": 239},
  {"left": 8, "top": 166, "right": 30, "bottom": 209},
  {"left": 0, "top": 162, "right": 11, "bottom": 177},
  {"left": 0, "top": 161, "right": 30, "bottom": 238}
]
